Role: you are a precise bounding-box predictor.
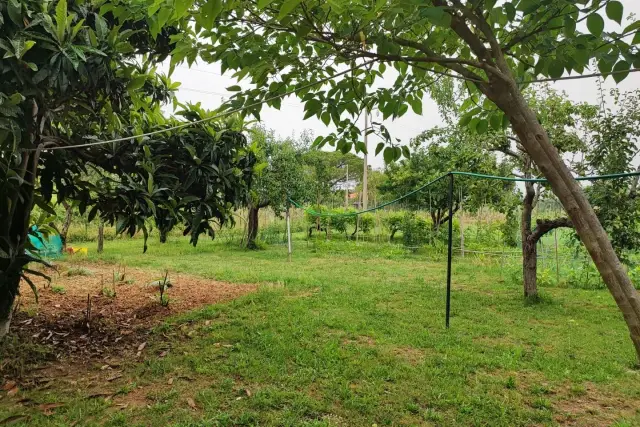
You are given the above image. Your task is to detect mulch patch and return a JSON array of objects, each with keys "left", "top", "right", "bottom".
[{"left": 2, "top": 261, "right": 256, "bottom": 376}]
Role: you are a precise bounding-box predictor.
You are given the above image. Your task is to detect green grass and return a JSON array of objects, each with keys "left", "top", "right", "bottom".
[{"left": 2, "top": 235, "right": 640, "bottom": 426}]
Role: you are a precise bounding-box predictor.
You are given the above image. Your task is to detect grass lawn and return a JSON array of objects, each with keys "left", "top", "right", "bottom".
[{"left": 1, "top": 235, "right": 639, "bottom": 426}]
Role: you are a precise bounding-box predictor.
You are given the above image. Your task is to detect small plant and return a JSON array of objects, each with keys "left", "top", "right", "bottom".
[
  {"left": 149, "top": 269, "right": 172, "bottom": 307},
  {"left": 51, "top": 285, "right": 66, "bottom": 295},
  {"left": 505, "top": 376, "right": 517, "bottom": 390},
  {"left": 112, "top": 264, "right": 126, "bottom": 283},
  {"left": 65, "top": 267, "right": 94, "bottom": 277},
  {"left": 102, "top": 286, "right": 116, "bottom": 298}
]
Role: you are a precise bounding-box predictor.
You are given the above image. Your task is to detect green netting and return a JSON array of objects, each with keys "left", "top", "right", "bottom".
[{"left": 293, "top": 170, "right": 640, "bottom": 218}]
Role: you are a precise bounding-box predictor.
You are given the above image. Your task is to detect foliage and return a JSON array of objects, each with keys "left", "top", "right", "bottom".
[
  {"left": 302, "top": 149, "right": 364, "bottom": 204},
  {"left": 383, "top": 212, "right": 404, "bottom": 240},
  {"left": 249, "top": 126, "right": 311, "bottom": 214},
  {"left": 193, "top": 0, "right": 640, "bottom": 156},
  {"left": 359, "top": 213, "right": 375, "bottom": 234},
  {"left": 381, "top": 127, "right": 516, "bottom": 228},
  {"left": 0, "top": 0, "right": 256, "bottom": 326},
  {"left": 401, "top": 212, "right": 430, "bottom": 248},
  {"left": 500, "top": 210, "right": 519, "bottom": 248},
  {"left": 584, "top": 89, "right": 640, "bottom": 262}
]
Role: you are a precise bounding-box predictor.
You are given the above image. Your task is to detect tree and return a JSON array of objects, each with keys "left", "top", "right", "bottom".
[
  {"left": 381, "top": 127, "right": 516, "bottom": 230},
  {"left": 198, "top": 0, "right": 640, "bottom": 359},
  {"left": 0, "top": 0, "right": 255, "bottom": 337},
  {"left": 583, "top": 88, "right": 640, "bottom": 262},
  {"left": 483, "top": 86, "right": 596, "bottom": 298},
  {"left": 245, "top": 126, "right": 311, "bottom": 249},
  {"left": 302, "top": 149, "right": 364, "bottom": 206}
]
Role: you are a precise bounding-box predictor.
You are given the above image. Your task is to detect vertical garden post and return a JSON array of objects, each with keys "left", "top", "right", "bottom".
[
  {"left": 286, "top": 203, "right": 292, "bottom": 262},
  {"left": 446, "top": 172, "right": 454, "bottom": 328}
]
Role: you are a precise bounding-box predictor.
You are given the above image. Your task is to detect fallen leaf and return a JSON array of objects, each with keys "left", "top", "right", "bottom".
[
  {"left": 0, "top": 415, "right": 29, "bottom": 425},
  {"left": 186, "top": 398, "right": 197, "bottom": 409},
  {"left": 137, "top": 342, "right": 147, "bottom": 352},
  {"left": 7, "top": 387, "right": 18, "bottom": 396},
  {"left": 37, "top": 403, "right": 64, "bottom": 411},
  {"left": 106, "top": 373, "right": 122, "bottom": 382},
  {"left": 204, "top": 320, "right": 211, "bottom": 326},
  {"left": 1, "top": 382, "right": 16, "bottom": 391},
  {"left": 159, "top": 350, "right": 168, "bottom": 358},
  {"left": 38, "top": 403, "right": 64, "bottom": 416},
  {"left": 100, "top": 365, "right": 110, "bottom": 370},
  {"left": 167, "top": 378, "right": 174, "bottom": 385},
  {"left": 245, "top": 389, "right": 252, "bottom": 397},
  {"left": 235, "top": 396, "right": 242, "bottom": 401}
]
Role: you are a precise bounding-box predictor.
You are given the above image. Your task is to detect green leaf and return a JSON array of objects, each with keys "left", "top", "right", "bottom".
[
  {"left": 278, "top": 0, "right": 302, "bottom": 20},
  {"left": 421, "top": 7, "right": 451, "bottom": 27},
  {"left": 94, "top": 13, "right": 108, "bottom": 39},
  {"left": 56, "top": 0, "right": 68, "bottom": 43},
  {"left": 564, "top": 16, "right": 576, "bottom": 37},
  {"left": 517, "top": 0, "right": 539, "bottom": 15},
  {"left": 375, "top": 142, "right": 384, "bottom": 156},
  {"left": 127, "top": 75, "right": 147, "bottom": 90},
  {"left": 489, "top": 114, "right": 501, "bottom": 131},
  {"left": 304, "top": 99, "right": 322, "bottom": 115},
  {"left": 633, "top": 31, "right": 640, "bottom": 45},
  {"left": 201, "top": 0, "right": 223, "bottom": 30},
  {"left": 148, "top": 173, "right": 154, "bottom": 194},
  {"left": 383, "top": 146, "right": 394, "bottom": 164},
  {"left": 606, "top": 1, "right": 623, "bottom": 25},
  {"left": 321, "top": 111, "right": 330, "bottom": 126},
  {"left": 7, "top": 0, "right": 22, "bottom": 26},
  {"left": 174, "top": 0, "right": 195, "bottom": 18},
  {"left": 504, "top": 3, "right": 516, "bottom": 21},
  {"left": 409, "top": 98, "right": 422, "bottom": 115},
  {"left": 476, "top": 119, "right": 489, "bottom": 134},
  {"left": 401, "top": 145, "right": 411, "bottom": 159},
  {"left": 586, "top": 13, "right": 604, "bottom": 37},
  {"left": 612, "top": 60, "right": 630, "bottom": 83},
  {"left": 258, "top": 0, "right": 276, "bottom": 9},
  {"left": 598, "top": 58, "right": 613, "bottom": 76},
  {"left": 226, "top": 85, "right": 241, "bottom": 91},
  {"left": 547, "top": 60, "right": 564, "bottom": 79}
]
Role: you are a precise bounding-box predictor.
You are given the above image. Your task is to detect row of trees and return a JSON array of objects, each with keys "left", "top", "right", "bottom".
[{"left": 380, "top": 85, "right": 640, "bottom": 300}]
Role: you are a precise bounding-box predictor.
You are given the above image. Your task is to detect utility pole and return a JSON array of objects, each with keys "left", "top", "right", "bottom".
[
  {"left": 362, "top": 109, "right": 369, "bottom": 210},
  {"left": 345, "top": 164, "right": 349, "bottom": 208}
]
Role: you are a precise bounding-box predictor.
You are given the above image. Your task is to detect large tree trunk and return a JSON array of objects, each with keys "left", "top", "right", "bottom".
[
  {"left": 0, "top": 275, "right": 18, "bottom": 340},
  {"left": 521, "top": 181, "right": 537, "bottom": 298},
  {"left": 97, "top": 220, "right": 104, "bottom": 253},
  {"left": 489, "top": 79, "right": 640, "bottom": 359},
  {"left": 60, "top": 201, "right": 72, "bottom": 249},
  {"left": 246, "top": 205, "right": 260, "bottom": 249}
]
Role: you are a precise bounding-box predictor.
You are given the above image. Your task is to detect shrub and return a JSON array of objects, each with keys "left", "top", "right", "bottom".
[{"left": 383, "top": 212, "right": 404, "bottom": 240}]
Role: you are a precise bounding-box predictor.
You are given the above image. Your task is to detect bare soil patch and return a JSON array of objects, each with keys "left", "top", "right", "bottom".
[{"left": 3, "top": 261, "right": 256, "bottom": 376}]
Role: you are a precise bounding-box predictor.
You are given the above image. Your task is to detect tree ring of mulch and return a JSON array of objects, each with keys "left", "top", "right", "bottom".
[{"left": 3, "top": 262, "right": 256, "bottom": 376}]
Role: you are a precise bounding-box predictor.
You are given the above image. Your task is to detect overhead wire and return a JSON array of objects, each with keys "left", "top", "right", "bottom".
[{"left": 30, "top": 60, "right": 377, "bottom": 152}]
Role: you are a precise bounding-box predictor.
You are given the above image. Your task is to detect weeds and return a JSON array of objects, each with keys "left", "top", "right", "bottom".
[
  {"left": 65, "top": 267, "right": 94, "bottom": 277},
  {"left": 51, "top": 285, "right": 66, "bottom": 295}
]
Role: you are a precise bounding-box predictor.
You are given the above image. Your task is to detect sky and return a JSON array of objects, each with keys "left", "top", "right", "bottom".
[{"left": 160, "top": 0, "right": 640, "bottom": 170}]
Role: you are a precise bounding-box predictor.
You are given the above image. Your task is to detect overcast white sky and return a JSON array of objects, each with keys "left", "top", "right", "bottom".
[{"left": 161, "top": 0, "right": 640, "bottom": 169}]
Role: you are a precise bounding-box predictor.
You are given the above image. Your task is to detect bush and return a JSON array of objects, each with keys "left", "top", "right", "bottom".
[
  {"left": 383, "top": 212, "right": 404, "bottom": 240},
  {"left": 359, "top": 213, "right": 374, "bottom": 234},
  {"left": 501, "top": 210, "right": 519, "bottom": 248},
  {"left": 401, "top": 212, "right": 430, "bottom": 248}
]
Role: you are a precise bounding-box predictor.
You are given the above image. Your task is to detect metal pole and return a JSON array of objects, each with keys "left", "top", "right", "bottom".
[
  {"left": 344, "top": 164, "right": 349, "bottom": 208},
  {"left": 363, "top": 110, "right": 369, "bottom": 211},
  {"left": 286, "top": 206, "right": 292, "bottom": 262},
  {"left": 446, "top": 173, "right": 454, "bottom": 329}
]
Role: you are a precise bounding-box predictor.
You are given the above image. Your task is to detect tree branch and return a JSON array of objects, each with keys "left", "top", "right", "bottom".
[{"left": 529, "top": 217, "right": 572, "bottom": 242}]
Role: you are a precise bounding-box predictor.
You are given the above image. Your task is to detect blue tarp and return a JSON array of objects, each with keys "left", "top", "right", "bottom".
[{"left": 28, "top": 225, "right": 63, "bottom": 258}]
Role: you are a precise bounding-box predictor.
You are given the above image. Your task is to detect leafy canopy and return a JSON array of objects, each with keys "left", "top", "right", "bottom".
[{"left": 182, "top": 0, "right": 640, "bottom": 160}]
